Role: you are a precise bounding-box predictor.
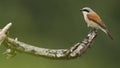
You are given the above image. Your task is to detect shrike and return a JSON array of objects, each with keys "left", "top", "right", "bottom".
[{"left": 80, "top": 7, "right": 113, "bottom": 40}]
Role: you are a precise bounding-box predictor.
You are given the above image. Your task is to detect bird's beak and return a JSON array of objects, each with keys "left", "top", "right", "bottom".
[{"left": 80, "top": 9, "right": 83, "bottom": 11}]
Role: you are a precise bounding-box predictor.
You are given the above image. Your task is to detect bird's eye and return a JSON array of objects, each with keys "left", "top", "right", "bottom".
[{"left": 83, "top": 9, "right": 90, "bottom": 12}]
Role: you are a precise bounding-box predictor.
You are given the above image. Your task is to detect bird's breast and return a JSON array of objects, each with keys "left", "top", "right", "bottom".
[{"left": 83, "top": 13, "right": 99, "bottom": 29}]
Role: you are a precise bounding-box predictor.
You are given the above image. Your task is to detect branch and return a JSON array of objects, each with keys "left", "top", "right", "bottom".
[
  {"left": 1, "top": 23, "right": 97, "bottom": 59},
  {"left": 0, "top": 23, "right": 97, "bottom": 59}
]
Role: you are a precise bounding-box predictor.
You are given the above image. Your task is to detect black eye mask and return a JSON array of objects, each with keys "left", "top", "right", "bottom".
[{"left": 82, "top": 9, "right": 90, "bottom": 12}]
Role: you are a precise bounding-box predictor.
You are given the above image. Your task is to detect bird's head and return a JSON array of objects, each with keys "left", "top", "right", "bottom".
[{"left": 80, "top": 7, "right": 94, "bottom": 14}]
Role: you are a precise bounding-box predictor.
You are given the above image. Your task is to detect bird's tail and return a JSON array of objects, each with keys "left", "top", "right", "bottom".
[
  {"left": 105, "top": 30, "right": 113, "bottom": 40},
  {"left": 101, "top": 28, "right": 113, "bottom": 40}
]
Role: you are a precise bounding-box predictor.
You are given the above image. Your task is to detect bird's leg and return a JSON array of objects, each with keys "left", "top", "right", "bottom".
[
  {"left": 93, "top": 28, "right": 97, "bottom": 33},
  {"left": 89, "top": 28, "right": 96, "bottom": 33}
]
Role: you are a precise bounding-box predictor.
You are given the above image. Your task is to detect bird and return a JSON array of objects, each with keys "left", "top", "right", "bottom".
[{"left": 80, "top": 7, "right": 113, "bottom": 40}]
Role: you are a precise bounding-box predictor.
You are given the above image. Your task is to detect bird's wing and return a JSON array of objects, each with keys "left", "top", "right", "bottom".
[{"left": 87, "top": 13, "right": 106, "bottom": 29}]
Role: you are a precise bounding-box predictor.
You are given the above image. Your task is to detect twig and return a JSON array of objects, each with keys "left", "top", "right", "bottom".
[{"left": 0, "top": 23, "right": 12, "bottom": 45}]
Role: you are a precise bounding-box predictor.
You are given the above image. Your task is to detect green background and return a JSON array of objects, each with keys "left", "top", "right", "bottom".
[{"left": 0, "top": 0, "right": 120, "bottom": 68}]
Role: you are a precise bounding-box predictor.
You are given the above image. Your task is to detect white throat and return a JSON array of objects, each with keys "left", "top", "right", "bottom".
[{"left": 82, "top": 11, "right": 89, "bottom": 23}]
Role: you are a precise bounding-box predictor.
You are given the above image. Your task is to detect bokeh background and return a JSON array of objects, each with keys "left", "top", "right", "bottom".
[{"left": 0, "top": 0, "right": 120, "bottom": 68}]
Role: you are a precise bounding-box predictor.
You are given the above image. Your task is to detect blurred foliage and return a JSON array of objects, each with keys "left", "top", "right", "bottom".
[{"left": 0, "top": 0, "right": 120, "bottom": 68}]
